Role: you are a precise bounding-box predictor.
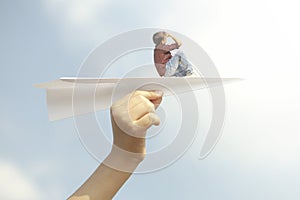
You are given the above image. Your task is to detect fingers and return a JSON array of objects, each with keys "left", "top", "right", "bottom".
[
  {"left": 151, "top": 96, "right": 163, "bottom": 109},
  {"left": 128, "top": 90, "right": 162, "bottom": 129},
  {"left": 133, "top": 90, "right": 163, "bottom": 101},
  {"left": 129, "top": 96, "right": 155, "bottom": 120},
  {"left": 111, "top": 90, "right": 163, "bottom": 136},
  {"left": 135, "top": 112, "right": 160, "bottom": 128},
  {"left": 130, "top": 95, "right": 162, "bottom": 109}
]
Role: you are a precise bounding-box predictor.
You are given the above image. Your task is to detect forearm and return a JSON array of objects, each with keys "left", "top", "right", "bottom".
[
  {"left": 68, "top": 91, "right": 163, "bottom": 200},
  {"left": 68, "top": 118, "right": 147, "bottom": 200},
  {"left": 68, "top": 152, "right": 139, "bottom": 200},
  {"left": 169, "top": 34, "right": 182, "bottom": 47}
]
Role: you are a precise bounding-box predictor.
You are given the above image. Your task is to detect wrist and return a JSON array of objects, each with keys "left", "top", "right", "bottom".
[
  {"left": 111, "top": 116, "right": 146, "bottom": 154},
  {"left": 113, "top": 133, "right": 146, "bottom": 154},
  {"left": 103, "top": 145, "right": 144, "bottom": 172}
]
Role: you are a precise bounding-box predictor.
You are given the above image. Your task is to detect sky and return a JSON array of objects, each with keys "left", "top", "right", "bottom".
[{"left": 1, "top": 0, "right": 300, "bottom": 199}]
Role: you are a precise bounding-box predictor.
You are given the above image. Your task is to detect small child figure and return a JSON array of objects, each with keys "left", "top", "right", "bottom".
[{"left": 153, "top": 31, "right": 194, "bottom": 77}]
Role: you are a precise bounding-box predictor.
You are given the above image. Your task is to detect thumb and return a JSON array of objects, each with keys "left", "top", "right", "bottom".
[{"left": 135, "top": 112, "right": 160, "bottom": 128}]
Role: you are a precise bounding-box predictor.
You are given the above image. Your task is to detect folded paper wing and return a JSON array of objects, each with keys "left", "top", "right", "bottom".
[{"left": 35, "top": 77, "right": 241, "bottom": 121}]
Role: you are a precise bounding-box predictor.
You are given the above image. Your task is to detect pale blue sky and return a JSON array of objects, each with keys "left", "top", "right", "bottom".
[{"left": 1, "top": 0, "right": 300, "bottom": 199}]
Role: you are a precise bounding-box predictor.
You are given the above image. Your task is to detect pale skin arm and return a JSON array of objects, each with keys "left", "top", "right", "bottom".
[
  {"left": 68, "top": 90, "right": 163, "bottom": 200},
  {"left": 166, "top": 33, "right": 182, "bottom": 47}
]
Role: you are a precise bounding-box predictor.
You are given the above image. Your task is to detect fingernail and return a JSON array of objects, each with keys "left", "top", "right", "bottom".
[{"left": 155, "top": 90, "right": 163, "bottom": 96}]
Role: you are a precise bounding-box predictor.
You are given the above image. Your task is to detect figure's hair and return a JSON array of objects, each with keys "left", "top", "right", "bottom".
[{"left": 152, "top": 31, "right": 166, "bottom": 45}]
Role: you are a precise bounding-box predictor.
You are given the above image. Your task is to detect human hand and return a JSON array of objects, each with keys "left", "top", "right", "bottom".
[
  {"left": 68, "top": 91, "right": 164, "bottom": 199},
  {"left": 68, "top": 91, "right": 163, "bottom": 199},
  {"left": 110, "top": 90, "right": 163, "bottom": 155}
]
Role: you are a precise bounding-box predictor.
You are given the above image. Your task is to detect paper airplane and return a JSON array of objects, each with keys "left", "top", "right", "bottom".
[
  {"left": 36, "top": 76, "right": 242, "bottom": 160},
  {"left": 36, "top": 77, "right": 241, "bottom": 121}
]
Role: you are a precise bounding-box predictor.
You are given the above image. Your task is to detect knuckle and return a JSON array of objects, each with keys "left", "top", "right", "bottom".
[
  {"left": 131, "top": 94, "right": 142, "bottom": 104},
  {"left": 141, "top": 100, "right": 154, "bottom": 113},
  {"left": 144, "top": 114, "right": 152, "bottom": 126},
  {"left": 133, "top": 90, "right": 142, "bottom": 97},
  {"left": 147, "top": 101, "right": 155, "bottom": 112}
]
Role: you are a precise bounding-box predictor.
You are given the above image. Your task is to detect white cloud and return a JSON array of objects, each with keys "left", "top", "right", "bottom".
[
  {"left": 43, "top": 0, "right": 113, "bottom": 48},
  {"left": 45, "top": 0, "right": 109, "bottom": 26},
  {"left": 0, "top": 160, "right": 41, "bottom": 200},
  {"left": 42, "top": 0, "right": 191, "bottom": 47}
]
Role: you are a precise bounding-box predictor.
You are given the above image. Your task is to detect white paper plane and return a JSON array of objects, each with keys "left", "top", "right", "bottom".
[
  {"left": 36, "top": 76, "right": 242, "bottom": 160},
  {"left": 35, "top": 77, "right": 241, "bottom": 121}
]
